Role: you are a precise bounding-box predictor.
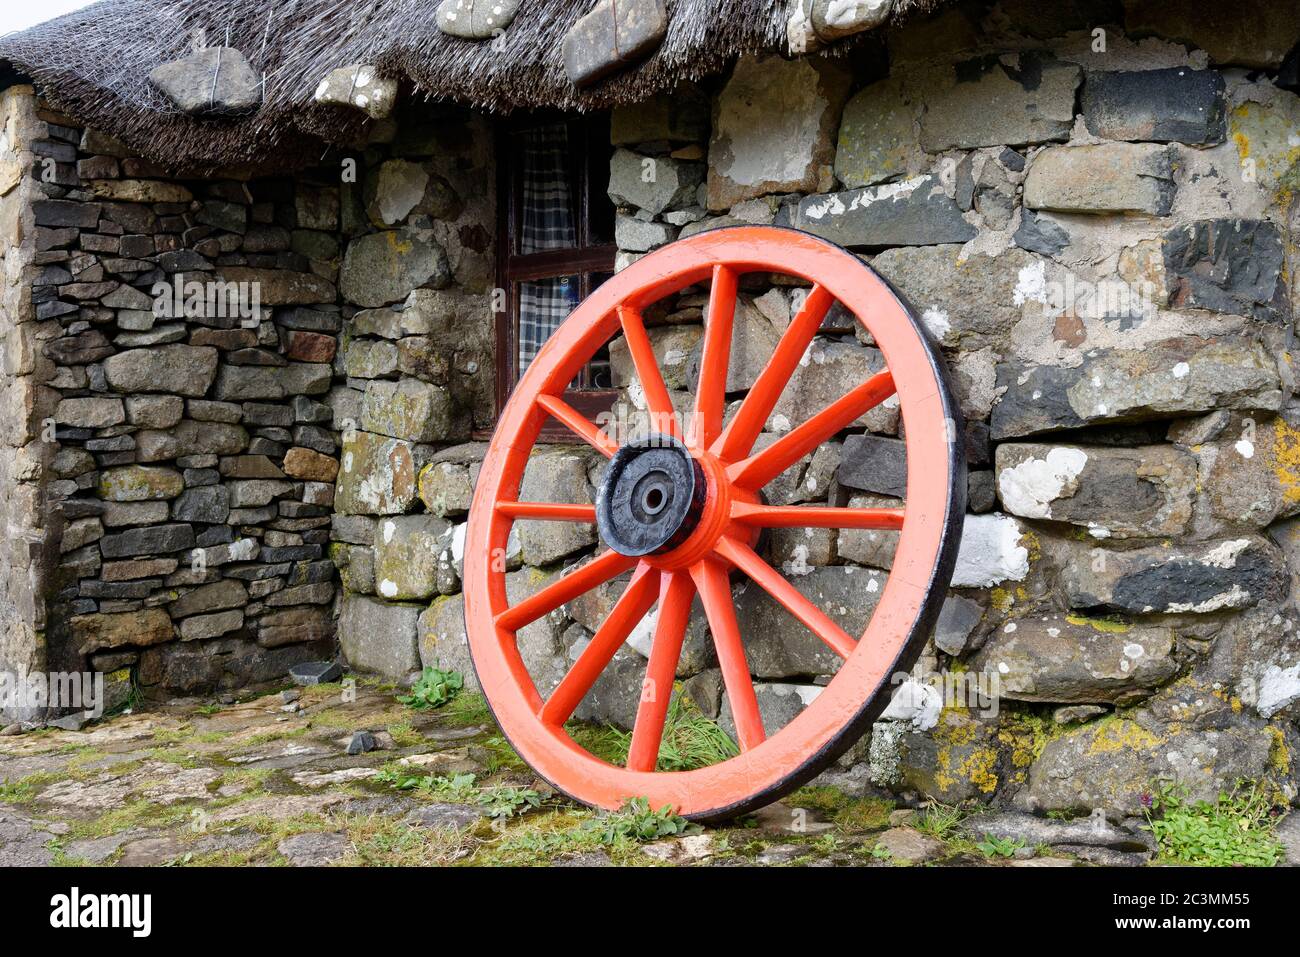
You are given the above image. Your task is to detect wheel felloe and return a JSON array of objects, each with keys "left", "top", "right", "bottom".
[{"left": 465, "top": 225, "right": 965, "bottom": 821}]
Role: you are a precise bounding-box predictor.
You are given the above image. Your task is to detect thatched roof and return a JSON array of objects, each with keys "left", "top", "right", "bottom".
[{"left": 0, "top": 0, "right": 948, "bottom": 172}]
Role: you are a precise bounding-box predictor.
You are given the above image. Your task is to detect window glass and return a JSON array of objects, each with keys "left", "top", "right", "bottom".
[
  {"left": 498, "top": 115, "right": 618, "bottom": 422},
  {"left": 518, "top": 275, "right": 580, "bottom": 373}
]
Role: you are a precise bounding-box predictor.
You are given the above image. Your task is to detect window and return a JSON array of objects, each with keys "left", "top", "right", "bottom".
[{"left": 495, "top": 113, "right": 617, "bottom": 437}]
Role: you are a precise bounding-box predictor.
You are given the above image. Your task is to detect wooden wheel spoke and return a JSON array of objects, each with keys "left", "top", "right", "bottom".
[
  {"left": 715, "top": 537, "right": 856, "bottom": 660},
  {"left": 541, "top": 564, "right": 660, "bottom": 727},
  {"left": 626, "top": 571, "right": 696, "bottom": 772},
  {"left": 496, "top": 501, "right": 598, "bottom": 523},
  {"left": 713, "top": 283, "right": 835, "bottom": 462},
  {"left": 731, "top": 501, "right": 905, "bottom": 530},
  {"left": 690, "top": 265, "right": 738, "bottom": 450},
  {"left": 727, "top": 370, "right": 895, "bottom": 492},
  {"left": 618, "top": 304, "right": 680, "bottom": 439},
  {"left": 690, "top": 559, "right": 764, "bottom": 752},
  {"left": 495, "top": 550, "right": 638, "bottom": 633},
  {"left": 537, "top": 393, "right": 618, "bottom": 458}
]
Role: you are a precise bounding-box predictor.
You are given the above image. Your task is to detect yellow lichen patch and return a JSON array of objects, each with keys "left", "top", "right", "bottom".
[
  {"left": 385, "top": 230, "right": 414, "bottom": 255},
  {"left": 1232, "top": 128, "right": 1250, "bottom": 161},
  {"left": 1266, "top": 725, "right": 1292, "bottom": 776},
  {"left": 990, "top": 587, "right": 1014, "bottom": 613},
  {"left": 996, "top": 709, "right": 1061, "bottom": 774},
  {"left": 1272, "top": 417, "right": 1300, "bottom": 504},
  {"left": 954, "top": 746, "right": 999, "bottom": 794},
  {"left": 929, "top": 707, "right": 1000, "bottom": 796},
  {"left": 931, "top": 707, "right": 977, "bottom": 747},
  {"left": 1230, "top": 102, "right": 1300, "bottom": 187},
  {"left": 1084, "top": 717, "right": 1164, "bottom": 756},
  {"left": 1065, "top": 613, "right": 1131, "bottom": 634},
  {"left": 1209, "top": 686, "right": 1245, "bottom": 714},
  {"left": 1019, "top": 529, "right": 1042, "bottom": 564}
]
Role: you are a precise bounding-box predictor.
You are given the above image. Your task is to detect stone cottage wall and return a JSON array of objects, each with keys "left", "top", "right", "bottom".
[
  {"left": 326, "top": 108, "right": 497, "bottom": 681},
  {"left": 587, "top": 0, "right": 1300, "bottom": 816},
  {"left": 0, "top": 85, "right": 494, "bottom": 717},
  {"left": 406, "top": 0, "right": 1300, "bottom": 819},
  {"left": 0, "top": 86, "right": 57, "bottom": 722},
  {"left": 8, "top": 94, "right": 350, "bottom": 704}
]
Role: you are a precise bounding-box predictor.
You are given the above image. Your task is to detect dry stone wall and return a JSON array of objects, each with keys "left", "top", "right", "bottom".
[
  {"left": 0, "top": 86, "right": 57, "bottom": 722},
  {"left": 327, "top": 109, "right": 497, "bottom": 683},
  {"left": 406, "top": 0, "right": 1300, "bottom": 819},
  {"left": 14, "top": 98, "right": 347, "bottom": 706},
  {"left": 0, "top": 90, "right": 494, "bottom": 717}
]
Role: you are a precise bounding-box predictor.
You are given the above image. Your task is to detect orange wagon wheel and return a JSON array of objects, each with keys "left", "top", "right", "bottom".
[{"left": 464, "top": 225, "right": 966, "bottom": 822}]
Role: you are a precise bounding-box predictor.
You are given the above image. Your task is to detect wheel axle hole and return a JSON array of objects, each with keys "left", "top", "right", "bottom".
[{"left": 644, "top": 487, "right": 665, "bottom": 513}]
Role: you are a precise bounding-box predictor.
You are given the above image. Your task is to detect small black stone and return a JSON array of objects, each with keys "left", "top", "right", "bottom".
[
  {"left": 290, "top": 660, "right": 343, "bottom": 686},
  {"left": 347, "top": 731, "right": 377, "bottom": 755},
  {"left": 837, "top": 434, "right": 907, "bottom": 498},
  {"left": 1014, "top": 210, "right": 1071, "bottom": 257}
]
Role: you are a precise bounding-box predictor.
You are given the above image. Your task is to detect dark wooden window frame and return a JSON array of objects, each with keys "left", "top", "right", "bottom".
[{"left": 493, "top": 111, "right": 618, "bottom": 441}]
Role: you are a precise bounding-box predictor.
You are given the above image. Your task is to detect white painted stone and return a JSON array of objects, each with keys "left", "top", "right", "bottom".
[
  {"left": 880, "top": 678, "right": 942, "bottom": 730},
  {"left": 313, "top": 63, "right": 397, "bottom": 119},
  {"left": 1257, "top": 662, "right": 1300, "bottom": 718},
  {"left": 951, "top": 514, "right": 1030, "bottom": 588},
  {"left": 997, "top": 447, "right": 1089, "bottom": 519},
  {"left": 813, "top": 0, "right": 893, "bottom": 40}
]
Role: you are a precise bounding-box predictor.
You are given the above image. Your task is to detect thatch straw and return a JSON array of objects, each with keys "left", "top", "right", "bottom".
[{"left": 0, "top": 0, "right": 950, "bottom": 172}]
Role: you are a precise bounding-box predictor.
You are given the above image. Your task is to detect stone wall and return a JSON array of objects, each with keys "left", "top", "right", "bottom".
[
  {"left": 412, "top": 0, "right": 1300, "bottom": 818},
  {"left": 327, "top": 108, "right": 496, "bottom": 683},
  {"left": 0, "top": 86, "right": 494, "bottom": 712},
  {"left": 0, "top": 86, "right": 56, "bottom": 722},
  {"left": 18, "top": 97, "right": 344, "bottom": 703}
]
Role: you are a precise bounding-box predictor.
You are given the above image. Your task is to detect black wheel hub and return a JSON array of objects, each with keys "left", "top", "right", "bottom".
[{"left": 596, "top": 434, "right": 706, "bottom": 557}]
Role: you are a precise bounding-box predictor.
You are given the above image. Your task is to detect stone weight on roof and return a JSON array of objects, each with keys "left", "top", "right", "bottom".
[{"left": 148, "top": 46, "right": 261, "bottom": 116}]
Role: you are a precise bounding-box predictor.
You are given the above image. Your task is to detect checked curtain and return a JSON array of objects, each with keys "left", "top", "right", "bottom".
[{"left": 517, "top": 123, "right": 580, "bottom": 372}]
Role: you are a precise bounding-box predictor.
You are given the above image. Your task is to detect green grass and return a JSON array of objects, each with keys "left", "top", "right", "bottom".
[
  {"left": 915, "top": 801, "right": 968, "bottom": 841},
  {"left": 374, "top": 768, "right": 479, "bottom": 801},
  {"left": 64, "top": 799, "right": 193, "bottom": 841},
  {"left": 576, "top": 694, "right": 738, "bottom": 772},
  {"left": 786, "top": 785, "right": 894, "bottom": 832},
  {"left": 0, "top": 772, "right": 67, "bottom": 805},
  {"left": 385, "top": 721, "right": 423, "bottom": 748},
  {"left": 581, "top": 797, "right": 697, "bottom": 844},
  {"left": 1143, "top": 782, "right": 1283, "bottom": 867},
  {"left": 567, "top": 722, "right": 630, "bottom": 765},
  {"left": 439, "top": 691, "right": 494, "bottom": 728},
  {"left": 486, "top": 797, "right": 696, "bottom": 864},
  {"left": 476, "top": 786, "right": 542, "bottom": 819},
  {"left": 337, "top": 814, "right": 475, "bottom": 866},
  {"left": 479, "top": 735, "right": 526, "bottom": 773}
]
